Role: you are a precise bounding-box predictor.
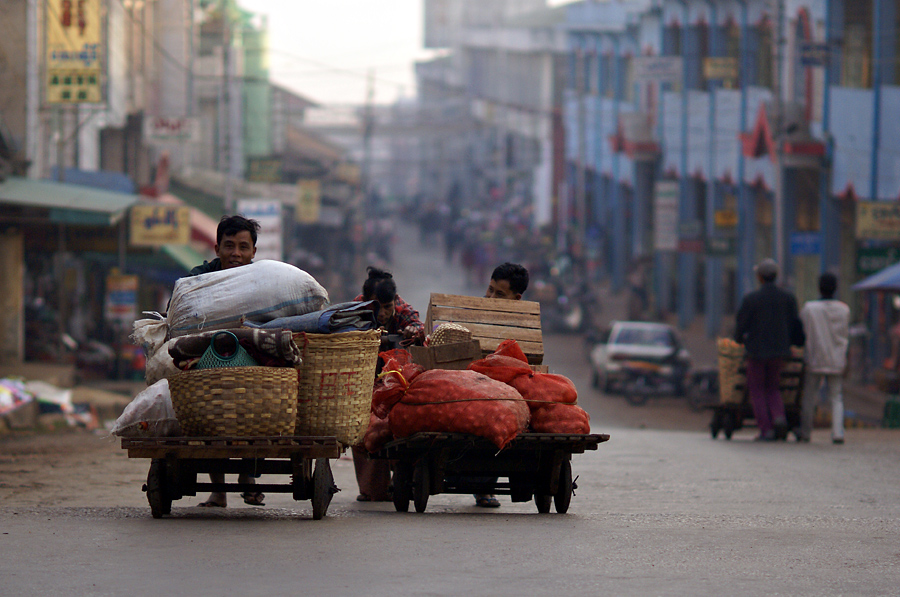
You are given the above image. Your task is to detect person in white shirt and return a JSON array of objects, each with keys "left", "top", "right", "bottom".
[{"left": 798, "top": 273, "right": 851, "bottom": 444}]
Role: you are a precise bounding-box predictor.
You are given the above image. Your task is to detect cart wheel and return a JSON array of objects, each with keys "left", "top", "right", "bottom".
[
  {"left": 722, "top": 411, "right": 735, "bottom": 440},
  {"left": 146, "top": 459, "right": 172, "bottom": 519},
  {"left": 710, "top": 410, "right": 721, "bottom": 439},
  {"left": 392, "top": 462, "right": 412, "bottom": 512},
  {"left": 554, "top": 460, "right": 573, "bottom": 514},
  {"left": 413, "top": 460, "right": 430, "bottom": 513},
  {"left": 534, "top": 493, "right": 552, "bottom": 513},
  {"left": 311, "top": 458, "right": 337, "bottom": 520}
]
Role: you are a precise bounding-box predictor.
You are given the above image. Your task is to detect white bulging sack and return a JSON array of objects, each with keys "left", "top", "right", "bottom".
[{"left": 166, "top": 260, "right": 329, "bottom": 338}]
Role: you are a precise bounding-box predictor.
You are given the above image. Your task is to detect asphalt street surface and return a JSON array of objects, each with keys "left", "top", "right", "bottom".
[{"left": 1, "top": 225, "right": 899, "bottom": 596}]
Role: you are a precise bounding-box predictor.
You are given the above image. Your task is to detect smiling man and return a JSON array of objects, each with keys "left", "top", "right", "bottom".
[{"left": 187, "top": 215, "right": 267, "bottom": 508}]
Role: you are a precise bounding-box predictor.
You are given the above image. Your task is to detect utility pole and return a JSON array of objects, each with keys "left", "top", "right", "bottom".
[
  {"left": 772, "top": 0, "right": 786, "bottom": 271},
  {"left": 221, "top": 0, "right": 234, "bottom": 213},
  {"left": 361, "top": 68, "right": 375, "bottom": 221}
]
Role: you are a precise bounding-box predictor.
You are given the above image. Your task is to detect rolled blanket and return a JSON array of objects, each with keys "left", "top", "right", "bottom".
[
  {"left": 242, "top": 300, "right": 378, "bottom": 334},
  {"left": 168, "top": 328, "right": 301, "bottom": 370}
]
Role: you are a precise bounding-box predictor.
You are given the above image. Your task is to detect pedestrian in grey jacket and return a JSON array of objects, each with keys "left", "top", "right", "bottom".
[{"left": 798, "top": 273, "right": 850, "bottom": 444}]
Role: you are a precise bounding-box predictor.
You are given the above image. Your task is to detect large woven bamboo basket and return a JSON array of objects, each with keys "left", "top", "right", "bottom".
[
  {"left": 169, "top": 366, "right": 298, "bottom": 437},
  {"left": 716, "top": 338, "right": 746, "bottom": 405},
  {"left": 294, "top": 329, "right": 381, "bottom": 446}
]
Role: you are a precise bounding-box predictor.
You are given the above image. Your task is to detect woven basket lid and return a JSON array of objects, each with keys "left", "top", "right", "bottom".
[{"left": 430, "top": 322, "right": 472, "bottom": 346}]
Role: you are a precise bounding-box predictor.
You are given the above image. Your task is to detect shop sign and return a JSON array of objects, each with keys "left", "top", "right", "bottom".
[
  {"left": 703, "top": 57, "right": 738, "bottom": 82},
  {"left": 129, "top": 205, "right": 190, "bottom": 247},
  {"left": 46, "top": 0, "right": 104, "bottom": 103},
  {"left": 236, "top": 199, "right": 283, "bottom": 261},
  {"left": 247, "top": 157, "right": 283, "bottom": 183},
  {"left": 856, "top": 201, "right": 900, "bottom": 241},
  {"left": 707, "top": 236, "right": 736, "bottom": 256},
  {"left": 105, "top": 273, "right": 138, "bottom": 325},
  {"left": 678, "top": 220, "right": 704, "bottom": 253},
  {"left": 799, "top": 42, "right": 829, "bottom": 67},
  {"left": 633, "top": 57, "right": 683, "bottom": 84},
  {"left": 714, "top": 209, "right": 738, "bottom": 228},
  {"left": 296, "top": 180, "right": 322, "bottom": 224},
  {"left": 144, "top": 117, "right": 201, "bottom": 143},
  {"left": 857, "top": 246, "right": 900, "bottom": 276},
  {"left": 789, "top": 231, "right": 821, "bottom": 256},
  {"left": 654, "top": 181, "right": 679, "bottom": 251}
]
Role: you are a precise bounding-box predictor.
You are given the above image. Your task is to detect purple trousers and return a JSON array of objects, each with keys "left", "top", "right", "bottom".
[{"left": 745, "top": 357, "right": 786, "bottom": 435}]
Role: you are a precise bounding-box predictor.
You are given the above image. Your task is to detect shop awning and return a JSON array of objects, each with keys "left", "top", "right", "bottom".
[
  {"left": 0, "top": 176, "right": 139, "bottom": 225},
  {"left": 160, "top": 243, "right": 211, "bottom": 273},
  {"left": 852, "top": 261, "right": 900, "bottom": 292}
]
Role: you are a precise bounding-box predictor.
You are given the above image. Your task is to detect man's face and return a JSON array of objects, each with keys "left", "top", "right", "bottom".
[
  {"left": 376, "top": 299, "right": 396, "bottom": 325},
  {"left": 485, "top": 279, "right": 521, "bottom": 300},
  {"left": 215, "top": 230, "right": 256, "bottom": 269}
]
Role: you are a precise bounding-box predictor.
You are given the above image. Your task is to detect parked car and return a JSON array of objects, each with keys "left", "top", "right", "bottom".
[{"left": 590, "top": 321, "right": 691, "bottom": 396}]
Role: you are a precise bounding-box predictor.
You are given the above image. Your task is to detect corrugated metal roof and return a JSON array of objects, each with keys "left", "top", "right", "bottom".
[{"left": 0, "top": 176, "right": 139, "bottom": 225}]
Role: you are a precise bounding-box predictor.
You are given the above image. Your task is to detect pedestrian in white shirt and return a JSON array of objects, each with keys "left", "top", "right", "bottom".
[{"left": 798, "top": 273, "right": 851, "bottom": 444}]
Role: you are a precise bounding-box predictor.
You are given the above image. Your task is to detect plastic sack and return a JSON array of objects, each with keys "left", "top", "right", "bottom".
[
  {"left": 378, "top": 368, "right": 529, "bottom": 450},
  {"left": 145, "top": 339, "right": 181, "bottom": 386},
  {"left": 529, "top": 403, "right": 591, "bottom": 434},
  {"left": 131, "top": 313, "right": 168, "bottom": 356},
  {"left": 363, "top": 412, "right": 393, "bottom": 453},
  {"left": 109, "top": 379, "right": 182, "bottom": 438},
  {"left": 166, "top": 260, "right": 329, "bottom": 338}
]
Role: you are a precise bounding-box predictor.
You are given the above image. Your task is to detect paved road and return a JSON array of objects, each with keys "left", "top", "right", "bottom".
[{"left": 2, "top": 223, "right": 899, "bottom": 595}]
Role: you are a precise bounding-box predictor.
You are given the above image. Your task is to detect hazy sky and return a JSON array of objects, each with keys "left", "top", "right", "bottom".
[{"left": 238, "top": 0, "right": 573, "bottom": 106}]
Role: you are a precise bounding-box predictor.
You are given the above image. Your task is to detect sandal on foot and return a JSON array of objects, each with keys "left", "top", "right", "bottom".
[
  {"left": 241, "top": 492, "right": 266, "bottom": 506},
  {"left": 474, "top": 495, "right": 500, "bottom": 508},
  {"left": 198, "top": 500, "right": 226, "bottom": 508}
]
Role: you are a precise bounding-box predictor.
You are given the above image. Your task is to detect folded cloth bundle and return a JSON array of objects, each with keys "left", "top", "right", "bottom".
[
  {"left": 168, "top": 328, "right": 301, "bottom": 370},
  {"left": 241, "top": 301, "right": 378, "bottom": 334}
]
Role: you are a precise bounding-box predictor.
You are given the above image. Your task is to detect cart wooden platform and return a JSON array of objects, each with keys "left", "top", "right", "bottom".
[
  {"left": 369, "top": 432, "right": 610, "bottom": 514},
  {"left": 121, "top": 436, "right": 343, "bottom": 519}
]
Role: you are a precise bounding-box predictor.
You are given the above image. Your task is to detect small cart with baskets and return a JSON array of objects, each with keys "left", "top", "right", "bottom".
[
  {"left": 709, "top": 341, "right": 805, "bottom": 440},
  {"left": 369, "top": 431, "right": 609, "bottom": 514},
  {"left": 123, "top": 435, "right": 342, "bottom": 519}
]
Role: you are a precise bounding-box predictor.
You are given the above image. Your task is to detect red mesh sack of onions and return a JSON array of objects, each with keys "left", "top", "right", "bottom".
[
  {"left": 376, "top": 367, "right": 529, "bottom": 450},
  {"left": 469, "top": 339, "right": 590, "bottom": 434}
]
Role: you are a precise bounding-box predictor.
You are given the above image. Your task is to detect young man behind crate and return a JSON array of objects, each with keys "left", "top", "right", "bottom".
[
  {"left": 474, "top": 262, "right": 530, "bottom": 508},
  {"left": 189, "top": 215, "right": 267, "bottom": 508}
]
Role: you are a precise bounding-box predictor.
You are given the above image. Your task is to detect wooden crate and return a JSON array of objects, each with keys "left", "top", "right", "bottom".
[{"left": 425, "top": 293, "right": 543, "bottom": 365}]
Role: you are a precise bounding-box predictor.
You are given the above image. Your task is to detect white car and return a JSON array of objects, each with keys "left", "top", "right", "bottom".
[{"left": 590, "top": 321, "right": 692, "bottom": 395}]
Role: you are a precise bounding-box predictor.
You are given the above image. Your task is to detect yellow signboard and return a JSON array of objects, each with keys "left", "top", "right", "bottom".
[
  {"left": 856, "top": 201, "right": 900, "bottom": 240},
  {"left": 714, "top": 209, "right": 738, "bottom": 228},
  {"left": 296, "top": 180, "right": 321, "bottom": 224},
  {"left": 129, "top": 205, "right": 191, "bottom": 246},
  {"left": 46, "top": 0, "right": 104, "bottom": 103},
  {"left": 703, "top": 57, "right": 738, "bottom": 82}
]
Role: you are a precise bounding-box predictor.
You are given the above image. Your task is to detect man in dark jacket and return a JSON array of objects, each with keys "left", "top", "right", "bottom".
[{"left": 734, "top": 258, "right": 803, "bottom": 441}]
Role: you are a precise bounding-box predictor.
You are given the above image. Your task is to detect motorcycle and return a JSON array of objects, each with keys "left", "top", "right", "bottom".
[{"left": 619, "top": 358, "right": 689, "bottom": 406}]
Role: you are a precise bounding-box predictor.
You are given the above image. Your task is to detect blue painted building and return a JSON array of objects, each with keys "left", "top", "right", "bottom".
[{"left": 561, "top": 0, "right": 900, "bottom": 346}]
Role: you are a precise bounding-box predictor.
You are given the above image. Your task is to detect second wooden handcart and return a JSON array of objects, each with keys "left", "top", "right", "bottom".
[{"left": 370, "top": 432, "right": 609, "bottom": 514}]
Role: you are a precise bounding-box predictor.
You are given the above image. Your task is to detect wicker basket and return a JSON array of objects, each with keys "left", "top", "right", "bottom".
[
  {"left": 430, "top": 322, "right": 472, "bottom": 346},
  {"left": 716, "top": 338, "right": 746, "bottom": 405},
  {"left": 169, "top": 367, "right": 298, "bottom": 437},
  {"left": 294, "top": 329, "right": 381, "bottom": 446}
]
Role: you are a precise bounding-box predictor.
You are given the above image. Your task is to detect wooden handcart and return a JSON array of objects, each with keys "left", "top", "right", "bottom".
[
  {"left": 369, "top": 432, "right": 609, "bottom": 514},
  {"left": 709, "top": 350, "right": 805, "bottom": 440},
  {"left": 122, "top": 436, "right": 343, "bottom": 519}
]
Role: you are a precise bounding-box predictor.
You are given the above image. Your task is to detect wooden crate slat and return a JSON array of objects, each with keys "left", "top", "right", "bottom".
[
  {"left": 429, "top": 293, "right": 541, "bottom": 315},
  {"left": 430, "top": 321, "right": 544, "bottom": 344},
  {"left": 478, "top": 338, "right": 544, "bottom": 354},
  {"left": 429, "top": 306, "right": 542, "bottom": 329}
]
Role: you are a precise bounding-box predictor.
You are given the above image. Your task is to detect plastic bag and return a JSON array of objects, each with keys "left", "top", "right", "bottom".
[
  {"left": 145, "top": 339, "right": 181, "bottom": 386},
  {"left": 109, "top": 379, "right": 182, "bottom": 437}
]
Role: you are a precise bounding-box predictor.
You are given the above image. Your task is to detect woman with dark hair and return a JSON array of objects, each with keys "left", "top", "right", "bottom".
[{"left": 352, "top": 266, "right": 425, "bottom": 501}]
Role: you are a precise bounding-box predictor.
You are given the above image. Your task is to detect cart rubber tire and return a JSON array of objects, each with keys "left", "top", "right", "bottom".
[
  {"left": 413, "top": 460, "right": 430, "bottom": 513},
  {"left": 311, "top": 458, "right": 335, "bottom": 520},
  {"left": 392, "top": 462, "right": 412, "bottom": 512},
  {"left": 554, "top": 460, "right": 573, "bottom": 514},
  {"left": 722, "top": 411, "right": 735, "bottom": 440},
  {"left": 146, "top": 459, "right": 171, "bottom": 519},
  {"left": 535, "top": 493, "right": 552, "bottom": 513}
]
